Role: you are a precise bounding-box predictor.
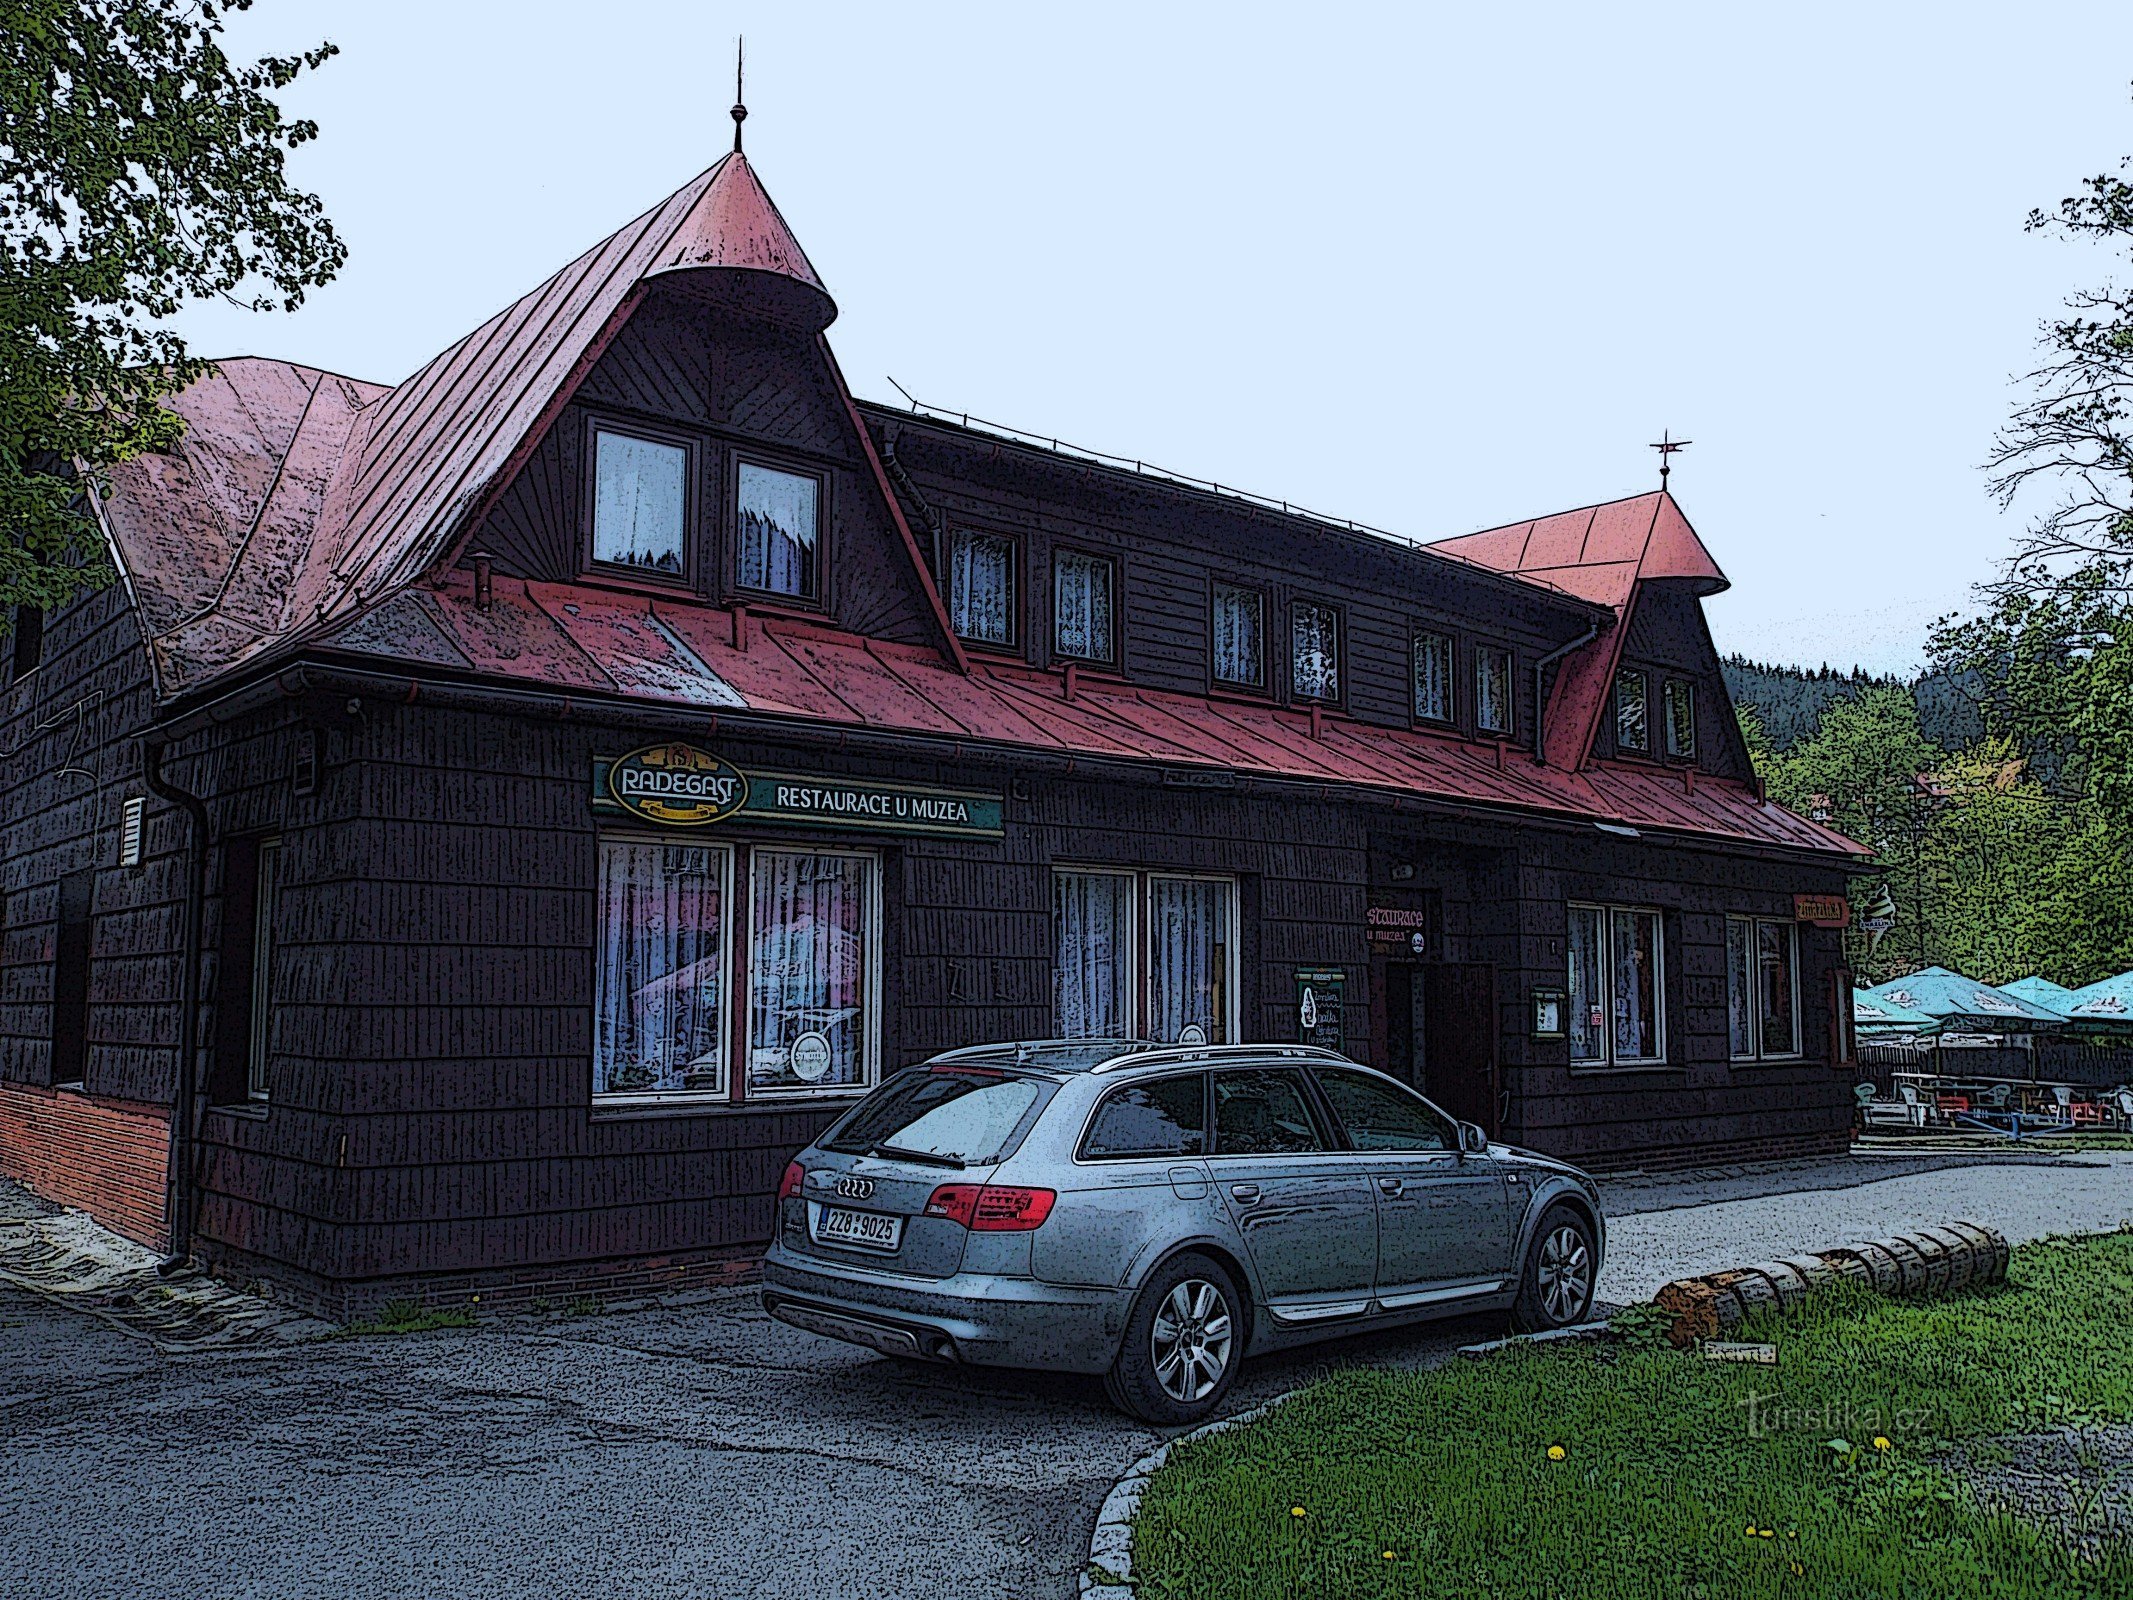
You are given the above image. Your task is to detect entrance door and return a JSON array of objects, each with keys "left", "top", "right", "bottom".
[
  {"left": 1419, "top": 963, "right": 1499, "bottom": 1137},
  {"left": 51, "top": 869, "right": 93, "bottom": 1086},
  {"left": 1380, "top": 961, "right": 1427, "bottom": 1090}
]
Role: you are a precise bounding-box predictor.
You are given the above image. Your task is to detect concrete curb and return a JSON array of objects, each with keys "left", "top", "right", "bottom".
[
  {"left": 1079, "top": 1394, "right": 1296, "bottom": 1599},
  {"left": 1077, "top": 1317, "right": 1617, "bottom": 1595}
]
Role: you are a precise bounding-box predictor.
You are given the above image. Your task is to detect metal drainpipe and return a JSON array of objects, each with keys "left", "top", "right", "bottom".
[
  {"left": 1529, "top": 621, "right": 1601, "bottom": 767},
  {"left": 143, "top": 737, "right": 209, "bottom": 1275}
]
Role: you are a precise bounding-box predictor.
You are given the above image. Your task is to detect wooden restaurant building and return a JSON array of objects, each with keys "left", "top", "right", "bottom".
[{"left": 0, "top": 135, "right": 1864, "bottom": 1314}]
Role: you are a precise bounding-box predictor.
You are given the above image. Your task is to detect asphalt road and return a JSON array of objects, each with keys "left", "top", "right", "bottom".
[{"left": 3, "top": 1150, "right": 2127, "bottom": 1600}]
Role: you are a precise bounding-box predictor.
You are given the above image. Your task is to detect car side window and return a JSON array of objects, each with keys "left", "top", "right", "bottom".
[
  {"left": 1081, "top": 1074, "right": 1207, "bottom": 1160},
  {"left": 1211, "top": 1069, "right": 1327, "bottom": 1156},
  {"left": 1313, "top": 1067, "right": 1454, "bottom": 1152}
]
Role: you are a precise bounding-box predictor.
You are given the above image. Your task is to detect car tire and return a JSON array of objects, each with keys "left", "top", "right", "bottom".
[
  {"left": 1104, "top": 1251, "right": 1244, "bottom": 1426},
  {"left": 1511, "top": 1203, "right": 1597, "bottom": 1333}
]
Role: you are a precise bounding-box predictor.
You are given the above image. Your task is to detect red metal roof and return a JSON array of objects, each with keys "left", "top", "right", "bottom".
[
  {"left": 317, "top": 570, "right": 1862, "bottom": 858},
  {"left": 98, "top": 153, "right": 842, "bottom": 700},
  {"left": 1428, "top": 491, "right": 1732, "bottom": 771}
]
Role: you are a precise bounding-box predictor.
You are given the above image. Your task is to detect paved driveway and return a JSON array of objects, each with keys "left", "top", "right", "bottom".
[{"left": 3, "top": 1151, "right": 2127, "bottom": 1600}]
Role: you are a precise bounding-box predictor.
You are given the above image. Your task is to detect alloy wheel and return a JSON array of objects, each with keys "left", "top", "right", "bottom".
[
  {"left": 1150, "top": 1277, "right": 1234, "bottom": 1402},
  {"left": 1537, "top": 1224, "right": 1592, "bottom": 1324}
]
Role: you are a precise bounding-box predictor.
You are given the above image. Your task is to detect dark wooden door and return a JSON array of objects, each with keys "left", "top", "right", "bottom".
[
  {"left": 1420, "top": 963, "right": 1499, "bottom": 1137},
  {"left": 51, "top": 869, "right": 93, "bottom": 1086},
  {"left": 1376, "top": 960, "right": 1427, "bottom": 1090}
]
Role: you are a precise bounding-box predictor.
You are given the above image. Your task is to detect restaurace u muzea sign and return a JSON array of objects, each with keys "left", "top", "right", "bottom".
[{"left": 596, "top": 745, "right": 1005, "bottom": 839}]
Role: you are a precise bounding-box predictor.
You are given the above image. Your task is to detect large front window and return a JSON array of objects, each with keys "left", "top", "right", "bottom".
[
  {"left": 592, "top": 427, "right": 687, "bottom": 574},
  {"left": 1053, "top": 868, "right": 1237, "bottom": 1044},
  {"left": 1727, "top": 916, "right": 1799, "bottom": 1060},
  {"left": 1567, "top": 903, "right": 1666, "bottom": 1066},
  {"left": 594, "top": 840, "right": 731, "bottom": 1095},
  {"left": 748, "top": 850, "right": 877, "bottom": 1094},
  {"left": 736, "top": 461, "right": 821, "bottom": 599},
  {"left": 593, "top": 841, "right": 879, "bottom": 1101}
]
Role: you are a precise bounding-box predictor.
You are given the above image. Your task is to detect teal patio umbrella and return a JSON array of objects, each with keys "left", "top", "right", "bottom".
[
  {"left": 2064, "top": 970, "right": 2133, "bottom": 1037},
  {"left": 1853, "top": 990, "right": 1937, "bottom": 1037},
  {"left": 1861, "top": 967, "right": 2068, "bottom": 1033}
]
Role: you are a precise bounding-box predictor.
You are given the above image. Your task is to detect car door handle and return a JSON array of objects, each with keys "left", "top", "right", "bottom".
[
  {"left": 1229, "top": 1182, "right": 1261, "bottom": 1204},
  {"left": 1377, "top": 1176, "right": 1405, "bottom": 1196}
]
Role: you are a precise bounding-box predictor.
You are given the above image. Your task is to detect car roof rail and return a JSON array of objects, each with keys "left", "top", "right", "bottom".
[{"left": 1087, "top": 1043, "right": 1355, "bottom": 1075}]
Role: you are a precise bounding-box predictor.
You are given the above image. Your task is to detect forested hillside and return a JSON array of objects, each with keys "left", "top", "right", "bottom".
[{"left": 1721, "top": 657, "right": 1983, "bottom": 752}]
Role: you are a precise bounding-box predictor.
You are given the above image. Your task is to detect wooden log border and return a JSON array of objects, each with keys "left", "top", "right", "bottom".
[{"left": 1653, "top": 1221, "right": 2011, "bottom": 1349}]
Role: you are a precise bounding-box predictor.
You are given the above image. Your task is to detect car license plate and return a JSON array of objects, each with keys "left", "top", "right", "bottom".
[{"left": 816, "top": 1206, "right": 903, "bottom": 1253}]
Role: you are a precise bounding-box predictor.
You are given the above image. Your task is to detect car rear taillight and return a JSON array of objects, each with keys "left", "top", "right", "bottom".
[
  {"left": 777, "top": 1162, "right": 806, "bottom": 1202},
  {"left": 924, "top": 1183, "right": 1056, "bottom": 1231}
]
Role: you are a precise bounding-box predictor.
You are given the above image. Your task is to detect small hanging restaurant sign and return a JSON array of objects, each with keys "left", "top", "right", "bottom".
[
  {"left": 1793, "top": 893, "right": 1851, "bottom": 929},
  {"left": 594, "top": 745, "right": 1005, "bottom": 839}
]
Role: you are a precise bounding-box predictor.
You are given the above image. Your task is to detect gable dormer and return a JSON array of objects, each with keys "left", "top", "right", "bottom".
[
  {"left": 451, "top": 153, "right": 958, "bottom": 655},
  {"left": 1429, "top": 490, "right": 1754, "bottom": 779}
]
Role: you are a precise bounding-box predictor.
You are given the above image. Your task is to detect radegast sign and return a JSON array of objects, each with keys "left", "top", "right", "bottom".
[
  {"left": 596, "top": 746, "right": 1005, "bottom": 839},
  {"left": 606, "top": 744, "right": 748, "bottom": 826}
]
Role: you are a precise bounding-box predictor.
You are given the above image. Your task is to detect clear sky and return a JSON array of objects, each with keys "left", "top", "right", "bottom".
[{"left": 167, "top": 1, "right": 2133, "bottom": 674}]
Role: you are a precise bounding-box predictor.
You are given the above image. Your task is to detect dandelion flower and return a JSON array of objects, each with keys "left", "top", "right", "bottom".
[
  {"left": 1382, "top": 1551, "right": 1396, "bottom": 1561},
  {"left": 1290, "top": 1507, "right": 1307, "bottom": 1519},
  {"left": 1873, "top": 1435, "right": 1891, "bottom": 1452},
  {"left": 1547, "top": 1444, "right": 1566, "bottom": 1461}
]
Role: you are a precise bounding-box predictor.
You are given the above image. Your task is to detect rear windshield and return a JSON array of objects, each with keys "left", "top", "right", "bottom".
[{"left": 822, "top": 1068, "right": 1056, "bottom": 1165}]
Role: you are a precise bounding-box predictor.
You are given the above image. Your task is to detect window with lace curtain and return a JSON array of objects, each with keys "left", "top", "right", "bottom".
[
  {"left": 1476, "top": 644, "right": 1512, "bottom": 735},
  {"left": 1053, "top": 550, "right": 1116, "bottom": 663},
  {"left": 949, "top": 528, "right": 1016, "bottom": 647},
  {"left": 1413, "top": 630, "right": 1453, "bottom": 723},
  {"left": 593, "top": 840, "right": 732, "bottom": 1097},
  {"left": 1291, "top": 601, "right": 1340, "bottom": 702},
  {"left": 1212, "top": 583, "right": 1265, "bottom": 689},
  {"left": 1053, "top": 868, "right": 1236, "bottom": 1044},
  {"left": 736, "top": 460, "right": 822, "bottom": 600},
  {"left": 593, "top": 841, "right": 880, "bottom": 1102},
  {"left": 1567, "top": 902, "right": 1666, "bottom": 1067}
]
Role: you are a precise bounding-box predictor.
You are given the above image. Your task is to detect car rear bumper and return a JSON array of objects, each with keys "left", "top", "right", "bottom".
[{"left": 760, "top": 1246, "right": 1127, "bottom": 1374}]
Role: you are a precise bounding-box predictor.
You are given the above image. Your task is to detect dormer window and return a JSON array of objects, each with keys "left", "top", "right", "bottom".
[
  {"left": 1664, "top": 679, "right": 1696, "bottom": 758},
  {"left": 1412, "top": 631, "right": 1453, "bottom": 724},
  {"left": 591, "top": 426, "right": 687, "bottom": 576},
  {"left": 736, "top": 461, "right": 822, "bottom": 600},
  {"left": 1054, "top": 550, "right": 1116, "bottom": 664},
  {"left": 1291, "top": 601, "right": 1340, "bottom": 703},
  {"left": 1476, "top": 645, "right": 1512, "bottom": 735},
  {"left": 1212, "top": 583, "right": 1265, "bottom": 689},
  {"left": 950, "top": 528, "right": 1017, "bottom": 647},
  {"left": 1615, "top": 669, "right": 1650, "bottom": 753}
]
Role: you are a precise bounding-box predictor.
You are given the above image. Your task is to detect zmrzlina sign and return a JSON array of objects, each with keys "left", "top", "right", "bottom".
[{"left": 607, "top": 744, "right": 748, "bottom": 827}]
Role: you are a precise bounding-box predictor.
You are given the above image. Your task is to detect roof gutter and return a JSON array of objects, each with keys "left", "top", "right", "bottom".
[
  {"left": 1530, "top": 619, "right": 1602, "bottom": 768},
  {"left": 144, "top": 656, "right": 1864, "bottom": 868},
  {"left": 141, "top": 737, "right": 208, "bottom": 1274}
]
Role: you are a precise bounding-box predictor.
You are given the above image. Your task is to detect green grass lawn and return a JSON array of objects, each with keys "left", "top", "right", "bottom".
[{"left": 1129, "top": 1232, "right": 2133, "bottom": 1599}]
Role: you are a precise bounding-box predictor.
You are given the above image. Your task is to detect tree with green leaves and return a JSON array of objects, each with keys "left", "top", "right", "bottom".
[{"left": 2, "top": 0, "right": 342, "bottom": 622}]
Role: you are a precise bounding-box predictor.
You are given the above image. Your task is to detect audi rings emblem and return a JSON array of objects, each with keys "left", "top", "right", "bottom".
[{"left": 833, "top": 1176, "right": 876, "bottom": 1201}]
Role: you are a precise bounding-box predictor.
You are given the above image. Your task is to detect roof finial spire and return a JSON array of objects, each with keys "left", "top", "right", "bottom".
[
  {"left": 1649, "top": 428, "right": 1691, "bottom": 489},
  {"left": 731, "top": 36, "right": 747, "bottom": 153}
]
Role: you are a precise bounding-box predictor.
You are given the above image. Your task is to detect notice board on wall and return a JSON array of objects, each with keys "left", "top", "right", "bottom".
[{"left": 1294, "top": 968, "right": 1346, "bottom": 1053}]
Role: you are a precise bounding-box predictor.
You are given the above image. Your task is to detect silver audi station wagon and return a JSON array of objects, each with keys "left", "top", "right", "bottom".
[{"left": 761, "top": 1041, "right": 1605, "bottom": 1422}]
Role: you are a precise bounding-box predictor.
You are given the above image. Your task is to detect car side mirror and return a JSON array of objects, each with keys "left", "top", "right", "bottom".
[{"left": 1458, "top": 1122, "right": 1488, "bottom": 1155}]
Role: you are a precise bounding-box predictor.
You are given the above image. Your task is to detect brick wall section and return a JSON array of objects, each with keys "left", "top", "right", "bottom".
[{"left": 0, "top": 1081, "right": 168, "bottom": 1247}]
